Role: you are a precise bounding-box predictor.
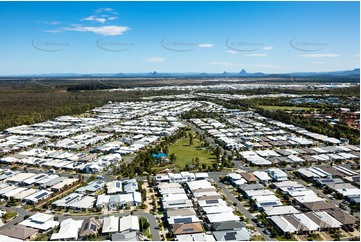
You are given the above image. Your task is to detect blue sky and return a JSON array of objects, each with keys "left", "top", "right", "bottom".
[{"left": 0, "top": 1, "right": 359, "bottom": 75}]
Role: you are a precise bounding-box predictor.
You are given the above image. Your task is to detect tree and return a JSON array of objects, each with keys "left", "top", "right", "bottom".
[
  {"left": 170, "top": 153, "right": 177, "bottom": 163},
  {"left": 189, "top": 133, "right": 193, "bottom": 145},
  {"left": 143, "top": 220, "right": 150, "bottom": 230}
]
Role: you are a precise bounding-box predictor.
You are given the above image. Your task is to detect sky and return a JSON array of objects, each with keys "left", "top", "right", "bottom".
[{"left": 0, "top": 1, "right": 359, "bottom": 75}]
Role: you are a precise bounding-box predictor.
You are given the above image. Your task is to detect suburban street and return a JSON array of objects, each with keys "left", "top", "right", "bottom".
[{"left": 208, "top": 173, "right": 276, "bottom": 241}]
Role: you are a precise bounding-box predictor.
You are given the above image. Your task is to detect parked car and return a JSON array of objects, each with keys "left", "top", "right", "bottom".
[
  {"left": 263, "top": 229, "right": 271, "bottom": 235},
  {"left": 257, "top": 222, "right": 264, "bottom": 228}
]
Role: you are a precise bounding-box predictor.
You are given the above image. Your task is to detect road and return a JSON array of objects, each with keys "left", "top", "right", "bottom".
[
  {"left": 208, "top": 173, "right": 276, "bottom": 241},
  {"left": 0, "top": 205, "right": 32, "bottom": 231}
]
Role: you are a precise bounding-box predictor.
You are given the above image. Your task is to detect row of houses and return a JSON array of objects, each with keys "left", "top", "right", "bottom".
[
  {"left": 239, "top": 144, "right": 359, "bottom": 166},
  {"left": 0, "top": 212, "right": 140, "bottom": 241},
  {"left": 51, "top": 179, "right": 142, "bottom": 211},
  {"left": 0, "top": 171, "right": 78, "bottom": 204},
  {"left": 157, "top": 175, "right": 251, "bottom": 241}
]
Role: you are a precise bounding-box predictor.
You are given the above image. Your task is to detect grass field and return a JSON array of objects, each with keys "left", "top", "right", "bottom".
[
  {"left": 168, "top": 132, "right": 216, "bottom": 169},
  {"left": 258, "top": 105, "right": 318, "bottom": 111}
]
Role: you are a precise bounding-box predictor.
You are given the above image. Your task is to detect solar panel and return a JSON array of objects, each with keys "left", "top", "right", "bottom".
[
  {"left": 90, "top": 224, "right": 97, "bottom": 231},
  {"left": 84, "top": 223, "right": 89, "bottom": 230},
  {"left": 224, "top": 231, "right": 237, "bottom": 240},
  {"left": 183, "top": 228, "right": 194, "bottom": 232},
  {"left": 260, "top": 202, "right": 278, "bottom": 207},
  {"left": 174, "top": 217, "right": 193, "bottom": 224},
  {"left": 35, "top": 192, "right": 48, "bottom": 200},
  {"left": 35, "top": 174, "right": 46, "bottom": 179},
  {"left": 94, "top": 185, "right": 100, "bottom": 189},
  {"left": 206, "top": 200, "right": 218, "bottom": 204},
  {"left": 116, "top": 182, "right": 121, "bottom": 188}
]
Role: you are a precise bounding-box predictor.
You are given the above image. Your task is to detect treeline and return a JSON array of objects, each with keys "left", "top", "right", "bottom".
[
  {"left": 206, "top": 85, "right": 360, "bottom": 97},
  {"left": 258, "top": 109, "right": 360, "bottom": 144},
  {"left": 0, "top": 88, "right": 185, "bottom": 131}
]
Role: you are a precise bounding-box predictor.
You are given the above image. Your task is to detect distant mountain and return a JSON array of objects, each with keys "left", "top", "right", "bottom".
[
  {"left": 239, "top": 69, "right": 247, "bottom": 75},
  {"left": 1, "top": 68, "right": 359, "bottom": 79}
]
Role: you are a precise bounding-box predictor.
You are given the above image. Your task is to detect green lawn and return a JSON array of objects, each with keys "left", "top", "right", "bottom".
[
  {"left": 258, "top": 105, "right": 318, "bottom": 111},
  {"left": 168, "top": 133, "right": 216, "bottom": 169}
]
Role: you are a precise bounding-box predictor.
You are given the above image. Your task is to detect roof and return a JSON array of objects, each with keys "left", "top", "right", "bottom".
[
  {"left": 118, "top": 215, "right": 139, "bottom": 232},
  {"left": 177, "top": 233, "right": 216, "bottom": 241},
  {"left": 0, "top": 235, "right": 23, "bottom": 242},
  {"left": 264, "top": 205, "right": 300, "bottom": 216},
  {"left": 167, "top": 208, "right": 196, "bottom": 217},
  {"left": 111, "top": 231, "right": 139, "bottom": 241},
  {"left": 240, "top": 172, "right": 258, "bottom": 182},
  {"left": 50, "top": 218, "right": 83, "bottom": 240},
  {"left": 253, "top": 171, "right": 271, "bottom": 181},
  {"left": 19, "top": 213, "right": 59, "bottom": 231},
  {"left": 238, "top": 184, "right": 264, "bottom": 191},
  {"left": 172, "top": 222, "right": 203, "bottom": 235},
  {"left": 213, "top": 228, "right": 251, "bottom": 241},
  {"left": 207, "top": 212, "right": 240, "bottom": 223},
  {"left": 79, "top": 218, "right": 103, "bottom": 237},
  {"left": 106, "top": 181, "right": 123, "bottom": 194},
  {"left": 102, "top": 216, "right": 119, "bottom": 233},
  {"left": 302, "top": 201, "right": 338, "bottom": 211},
  {"left": 68, "top": 195, "right": 95, "bottom": 209},
  {"left": 269, "top": 216, "right": 297, "bottom": 233},
  {"left": 202, "top": 206, "right": 233, "bottom": 215},
  {"left": 212, "top": 221, "right": 245, "bottom": 231},
  {"left": 0, "top": 225, "right": 38, "bottom": 240},
  {"left": 325, "top": 209, "right": 358, "bottom": 225}
]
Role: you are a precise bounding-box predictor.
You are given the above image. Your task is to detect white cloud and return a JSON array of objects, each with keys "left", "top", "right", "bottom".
[
  {"left": 244, "top": 53, "right": 266, "bottom": 57},
  {"left": 197, "top": 43, "right": 214, "bottom": 48},
  {"left": 60, "top": 25, "right": 129, "bottom": 36},
  {"left": 143, "top": 57, "right": 164, "bottom": 63},
  {"left": 82, "top": 16, "right": 107, "bottom": 24},
  {"left": 262, "top": 46, "right": 274, "bottom": 51},
  {"left": 299, "top": 54, "right": 338, "bottom": 58},
  {"left": 108, "top": 16, "right": 118, "bottom": 21},
  {"left": 225, "top": 50, "right": 238, "bottom": 55},
  {"left": 96, "top": 8, "right": 116, "bottom": 13}
]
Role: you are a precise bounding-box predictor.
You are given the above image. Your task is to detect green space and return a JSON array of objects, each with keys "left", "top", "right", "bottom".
[
  {"left": 168, "top": 132, "right": 216, "bottom": 169},
  {"left": 2, "top": 210, "right": 17, "bottom": 222},
  {"left": 140, "top": 217, "right": 152, "bottom": 239},
  {"left": 258, "top": 105, "right": 317, "bottom": 111}
]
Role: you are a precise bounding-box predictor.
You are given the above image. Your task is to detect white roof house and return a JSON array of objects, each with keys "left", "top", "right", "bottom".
[
  {"left": 264, "top": 206, "right": 300, "bottom": 216},
  {"left": 293, "top": 213, "right": 320, "bottom": 231},
  {"left": 269, "top": 216, "right": 298, "bottom": 233},
  {"left": 207, "top": 212, "right": 240, "bottom": 223},
  {"left": 187, "top": 180, "right": 213, "bottom": 191},
  {"left": 119, "top": 215, "right": 140, "bottom": 232},
  {"left": 20, "top": 213, "right": 59, "bottom": 231},
  {"left": 106, "top": 181, "right": 123, "bottom": 194},
  {"left": 314, "top": 211, "right": 342, "bottom": 228},
  {"left": 24, "top": 190, "right": 52, "bottom": 204},
  {"left": 253, "top": 171, "right": 272, "bottom": 182},
  {"left": 68, "top": 196, "right": 95, "bottom": 210},
  {"left": 102, "top": 216, "right": 119, "bottom": 234},
  {"left": 50, "top": 218, "right": 83, "bottom": 241},
  {"left": 202, "top": 205, "right": 233, "bottom": 214},
  {"left": 268, "top": 168, "right": 288, "bottom": 181}
]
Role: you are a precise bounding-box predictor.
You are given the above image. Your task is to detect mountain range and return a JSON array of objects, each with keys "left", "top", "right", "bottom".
[{"left": 2, "top": 68, "right": 359, "bottom": 78}]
